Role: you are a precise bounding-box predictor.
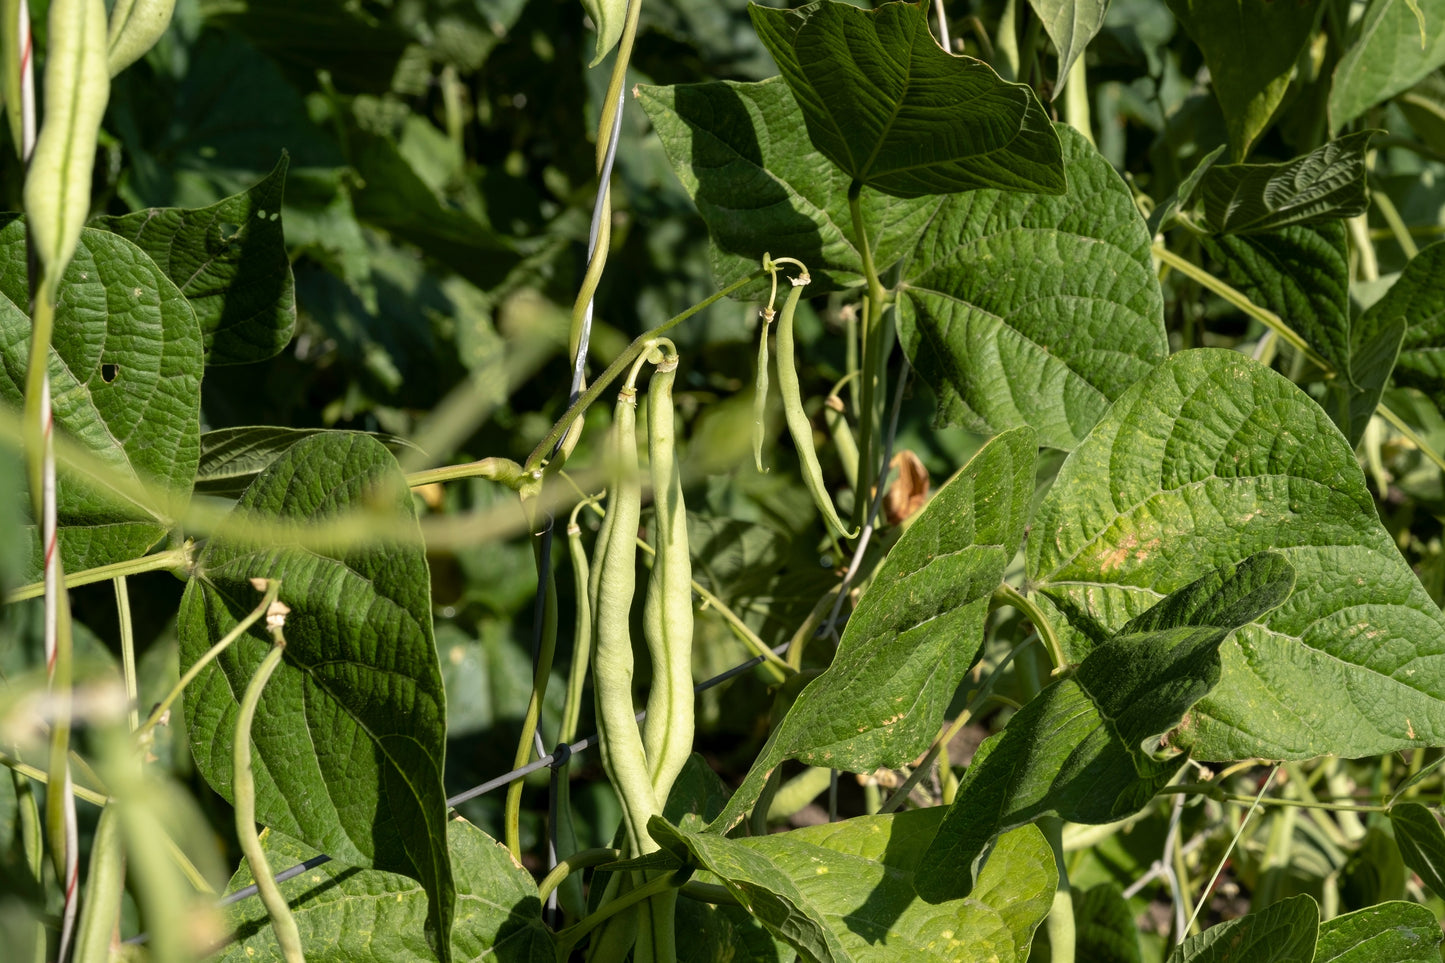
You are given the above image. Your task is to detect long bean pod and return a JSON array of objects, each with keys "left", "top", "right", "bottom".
[
  {"left": 640, "top": 347, "right": 693, "bottom": 803},
  {"left": 592, "top": 384, "right": 660, "bottom": 855},
  {"left": 776, "top": 274, "right": 858, "bottom": 539}
]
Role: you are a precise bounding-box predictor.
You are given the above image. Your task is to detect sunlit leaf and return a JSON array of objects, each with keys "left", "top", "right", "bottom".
[{"left": 751, "top": 0, "right": 1065, "bottom": 197}]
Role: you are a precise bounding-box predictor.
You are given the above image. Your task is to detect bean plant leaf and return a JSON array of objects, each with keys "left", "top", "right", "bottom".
[
  {"left": 1203, "top": 222, "right": 1351, "bottom": 378},
  {"left": 1189, "top": 131, "right": 1377, "bottom": 235},
  {"left": 195, "top": 425, "right": 418, "bottom": 497},
  {"left": 750, "top": 0, "right": 1065, "bottom": 198},
  {"left": 1164, "top": 0, "right": 1321, "bottom": 160},
  {"left": 915, "top": 552, "right": 1295, "bottom": 904},
  {"left": 1324, "top": 318, "right": 1405, "bottom": 447},
  {"left": 898, "top": 125, "right": 1166, "bottom": 450},
  {"left": 92, "top": 155, "right": 296, "bottom": 366},
  {"left": 1389, "top": 802, "right": 1445, "bottom": 898},
  {"left": 178, "top": 433, "right": 454, "bottom": 961},
  {"left": 650, "top": 819, "right": 850, "bottom": 963},
  {"left": 1330, "top": 0, "right": 1445, "bottom": 131},
  {"left": 0, "top": 221, "right": 201, "bottom": 578},
  {"left": 1027, "top": 348, "right": 1445, "bottom": 761},
  {"left": 1313, "top": 901, "right": 1444, "bottom": 962},
  {"left": 216, "top": 819, "right": 551, "bottom": 963},
  {"left": 1364, "top": 239, "right": 1445, "bottom": 401},
  {"left": 1163, "top": 893, "right": 1317, "bottom": 963},
  {"left": 635, "top": 78, "right": 942, "bottom": 295},
  {"left": 1028, "top": 0, "right": 1111, "bottom": 96},
  {"left": 653, "top": 813, "right": 1055, "bottom": 963},
  {"left": 1072, "top": 884, "right": 1142, "bottom": 963},
  {"left": 709, "top": 426, "right": 1035, "bottom": 833}
]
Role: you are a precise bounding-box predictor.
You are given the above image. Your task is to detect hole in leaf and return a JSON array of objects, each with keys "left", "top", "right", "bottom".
[
  {"left": 101, "top": 363, "right": 119, "bottom": 383},
  {"left": 219, "top": 221, "right": 243, "bottom": 242}
]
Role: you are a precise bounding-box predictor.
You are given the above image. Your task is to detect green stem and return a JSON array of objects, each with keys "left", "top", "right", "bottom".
[
  {"left": 526, "top": 270, "right": 767, "bottom": 472},
  {"left": 0, "top": 752, "right": 108, "bottom": 806},
  {"left": 505, "top": 532, "right": 560, "bottom": 860},
  {"left": 1378, "top": 402, "right": 1445, "bottom": 475},
  {"left": 1372, "top": 188, "right": 1419, "bottom": 260},
  {"left": 993, "top": 0, "right": 1019, "bottom": 81},
  {"left": 140, "top": 579, "right": 279, "bottom": 738},
  {"left": 679, "top": 881, "right": 738, "bottom": 906},
  {"left": 555, "top": 871, "right": 680, "bottom": 957},
  {"left": 405, "top": 457, "right": 532, "bottom": 492},
  {"left": 537, "top": 848, "right": 623, "bottom": 904},
  {"left": 114, "top": 575, "right": 140, "bottom": 734},
  {"left": 234, "top": 626, "right": 303, "bottom": 963},
  {"left": 849, "top": 183, "right": 888, "bottom": 532},
  {"left": 1041, "top": 816, "right": 1074, "bottom": 963},
  {"left": 4, "top": 544, "right": 191, "bottom": 603},
  {"left": 1153, "top": 243, "right": 1324, "bottom": 366},
  {"left": 993, "top": 583, "right": 1067, "bottom": 673}
]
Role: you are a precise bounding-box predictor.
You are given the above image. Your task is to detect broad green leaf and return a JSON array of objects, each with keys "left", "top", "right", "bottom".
[
  {"left": 1365, "top": 239, "right": 1445, "bottom": 401},
  {"left": 1324, "top": 318, "right": 1405, "bottom": 447},
  {"left": 898, "top": 125, "right": 1166, "bottom": 450},
  {"left": 198, "top": 0, "right": 410, "bottom": 96},
  {"left": 1330, "top": 0, "right": 1445, "bottom": 131},
  {"left": 709, "top": 427, "right": 1036, "bottom": 833},
  {"left": 1163, "top": 893, "right": 1316, "bottom": 963},
  {"left": 635, "top": 78, "right": 942, "bottom": 295},
  {"left": 194, "top": 426, "right": 417, "bottom": 497},
  {"left": 650, "top": 818, "right": 851, "bottom": 963},
  {"left": 915, "top": 553, "right": 1295, "bottom": 904},
  {"left": 1190, "top": 131, "right": 1377, "bottom": 235},
  {"left": 216, "top": 819, "right": 552, "bottom": 963},
  {"left": 1028, "top": 0, "right": 1111, "bottom": 96},
  {"left": 1389, "top": 801, "right": 1445, "bottom": 898},
  {"left": 750, "top": 0, "right": 1065, "bottom": 198},
  {"left": 1203, "top": 223, "right": 1352, "bottom": 379},
  {"left": 0, "top": 221, "right": 201, "bottom": 577},
  {"left": 178, "top": 433, "right": 453, "bottom": 961},
  {"left": 1072, "top": 884, "right": 1142, "bottom": 963},
  {"left": 1026, "top": 349, "right": 1445, "bottom": 760},
  {"left": 1164, "top": 0, "right": 1320, "bottom": 159},
  {"left": 1313, "top": 901, "right": 1443, "bottom": 962},
  {"left": 92, "top": 155, "right": 296, "bottom": 365},
  {"left": 675, "top": 898, "right": 791, "bottom": 963},
  {"left": 346, "top": 122, "right": 520, "bottom": 292},
  {"left": 652, "top": 813, "right": 1055, "bottom": 963}
]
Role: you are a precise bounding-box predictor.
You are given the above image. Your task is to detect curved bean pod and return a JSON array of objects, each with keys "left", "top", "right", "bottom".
[
  {"left": 592, "top": 386, "right": 660, "bottom": 855},
  {"left": 641, "top": 351, "right": 693, "bottom": 803},
  {"left": 776, "top": 276, "right": 858, "bottom": 539}
]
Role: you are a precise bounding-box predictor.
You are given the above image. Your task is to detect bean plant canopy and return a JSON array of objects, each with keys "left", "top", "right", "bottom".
[{"left": 6, "top": 1, "right": 1445, "bottom": 962}]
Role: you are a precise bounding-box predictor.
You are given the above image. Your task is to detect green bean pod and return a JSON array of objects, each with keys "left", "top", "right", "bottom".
[
  {"left": 776, "top": 277, "right": 858, "bottom": 539},
  {"left": 753, "top": 307, "right": 773, "bottom": 473},
  {"left": 72, "top": 805, "right": 123, "bottom": 963},
  {"left": 25, "top": 0, "right": 109, "bottom": 283},
  {"left": 105, "top": 0, "right": 175, "bottom": 76},
  {"left": 640, "top": 355, "right": 693, "bottom": 804},
  {"left": 552, "top": 515, "right": 593, "bottom": 920},
  {"left": 592, "top": 386, "right": 661, "bottom": 855}
]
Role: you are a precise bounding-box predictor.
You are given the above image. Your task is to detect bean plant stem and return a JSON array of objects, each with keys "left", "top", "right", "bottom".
[
  {"left": 536, "top": 848, "right": 622, "bottom": 904},
  {"left": 1182, "top": 766, "right": 1279, "bottom": 940},
  {"left": 992, "top": 583, "right": 1067, "bottom": 673},
  {"left": 1152, "top": 244, "right": 1321, "bottom": 364},
  {"left": 4, "top": 544, "right": 193, "bottom": 603},
  {"left": 1041, "top": 816, "right": 1074, "bottom": 963},
  {"left": 849, "top": 182, "right": 888, "bottom": 534},
  {"left": 115, "top": 575, "right": 139, "bottom": 731},
  {"left": 140, "top": 580, "right": 280, "bottom": 737},
  {"left": 525, "top": 270, "right": 766, "bottom": 472},
  {"left": 234, "top": 633, "right": 303, "bottom": 963},
  {"left": 554, "top": 871, "right": 679, "bottom": 957}
]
